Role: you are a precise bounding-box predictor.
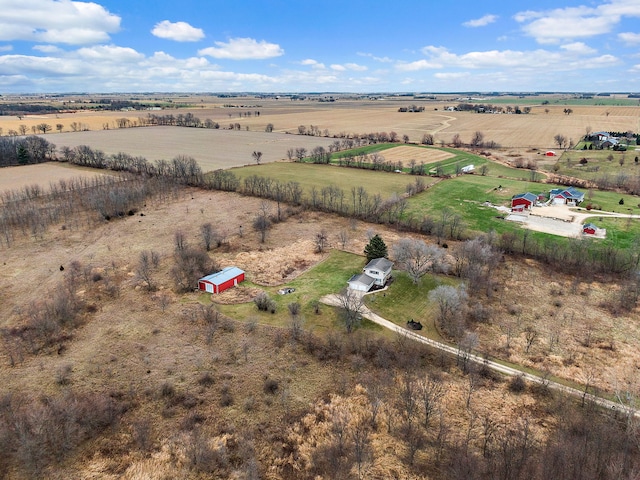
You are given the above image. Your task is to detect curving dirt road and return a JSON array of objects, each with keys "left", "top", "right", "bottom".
[{"left": 320, "top": 293, "right": 638, "bottom": 418}]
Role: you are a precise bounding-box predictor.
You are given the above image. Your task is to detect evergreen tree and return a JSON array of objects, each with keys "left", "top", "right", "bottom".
[{"left": 364, "top": 234, "right": 388, "bottom": 262}]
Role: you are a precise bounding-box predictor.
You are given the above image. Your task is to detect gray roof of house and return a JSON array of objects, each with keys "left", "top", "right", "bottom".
[
  {"left": 348, "top": 273, "right": 376, "bottom": 287},
  {"left": 364, "top": 257, "right": 394, "bottom": 271}
]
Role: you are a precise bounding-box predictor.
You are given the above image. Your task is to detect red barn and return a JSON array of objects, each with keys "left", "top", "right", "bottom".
[
  {"left": 583, "top": 223, "right": 597, "bottom": 235},
  {"left": 545, "top": 150, "right": 557, "bottom": 157},
  {"left": 511, "top": 192, "right": 537, "bottom": 211},
  {"left": 198, "top": 267, "right": 245, "bottom": 294}
]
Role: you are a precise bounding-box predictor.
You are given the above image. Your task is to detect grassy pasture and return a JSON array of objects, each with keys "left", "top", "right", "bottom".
[
  {"left": 554, "top": 148, "right": 640, "bottom": 181},
  {"left": 229, "top": 161, "right": 428, "bottom": 198}
]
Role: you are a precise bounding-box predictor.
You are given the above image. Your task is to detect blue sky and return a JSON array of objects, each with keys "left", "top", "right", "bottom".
[{"left": 0, "top": 0, "right": 639, "bottom": 93}]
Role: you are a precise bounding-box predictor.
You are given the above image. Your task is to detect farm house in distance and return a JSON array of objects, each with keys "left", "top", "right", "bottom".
[
  {"left": 198, "top": 267, "right": 245, "bottom": 294},
  {"left": 549, "top": 187, "right": 585, "bottom": 205}
]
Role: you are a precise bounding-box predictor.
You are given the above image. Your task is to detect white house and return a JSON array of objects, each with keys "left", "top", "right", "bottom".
[
  {"left": 347, "top": 257, "right": 394, "bottom": 293},
  {"left": 363, "top": 258, "right": 394, "bottom": 286}
]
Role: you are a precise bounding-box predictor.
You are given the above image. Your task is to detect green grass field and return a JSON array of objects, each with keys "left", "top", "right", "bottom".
[
  {"left": 405, "top": 175, "right": 547, "bottom": 234},
  {"left": 230, "top": 161, "right": 425, "bottom": 198},
  {"left": 554, "top": 149, "right": 640, "bottom": 183}
]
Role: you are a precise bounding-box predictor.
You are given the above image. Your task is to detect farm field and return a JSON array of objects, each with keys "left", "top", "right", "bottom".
[
  {"left": 0, "top": 162, "right": 110, "bottom": 193},
  {"left": 371, "top": 144, "right": 454, "bottom": 164},
  {"left": 3, "top": 96, "right": 640, "bottom": 154},
  {"left": 46, "top": 126, "right": 337, "bottom": 171}
]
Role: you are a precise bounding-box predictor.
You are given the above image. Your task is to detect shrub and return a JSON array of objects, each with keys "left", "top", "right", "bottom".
[
  {"left": 197, "top": 372, "right": 215, "bottom": 387},
  {"left": 508, "top": 375, "right": 527, "bottom": 393},
  {"left": 263, "top": 378, "right": 279, "bottom": 395},
  {"left": 254, "top": 292, "right": 276, "bottom": 313}
]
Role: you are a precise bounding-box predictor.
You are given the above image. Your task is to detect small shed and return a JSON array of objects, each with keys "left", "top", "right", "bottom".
[
  {"left": 545, "top": 151, "right": 557, "bottom": 157},
  {"left": 198, "top": 267, "right": 245, "bottom": 294},
  {"left": 583, "top": 223, "right": 597, "bottom": 235}
]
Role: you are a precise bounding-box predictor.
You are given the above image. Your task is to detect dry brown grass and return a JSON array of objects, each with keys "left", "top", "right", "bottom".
[{"left": 0, "top": 162, "right": 110, "bottom": 193}]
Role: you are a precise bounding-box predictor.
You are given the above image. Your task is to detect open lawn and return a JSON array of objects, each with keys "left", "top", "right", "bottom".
[
  {"left": 364, "top": 272, "right": 455, "bottom": 342},
  {"left": 552, "top": 148, "right": 640, "bottom": 183}
]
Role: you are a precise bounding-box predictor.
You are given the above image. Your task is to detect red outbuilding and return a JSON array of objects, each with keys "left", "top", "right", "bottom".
[
  {"left": 198, "top": 267, "right": 245, "bottom": 294},
  {"left": 582, "top": 223, "right": 597, "bottom": 235},
  {"left": 511, "top": 192, "right": 538, "bottom": 211}
]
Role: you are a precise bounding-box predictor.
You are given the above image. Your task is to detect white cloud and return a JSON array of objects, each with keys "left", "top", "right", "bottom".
[
  {"left": 405, "top": 45, "right": 620, "bottom": 72},
  {"left": 396, "top": 59, "right": 442, "bottom": 71},
  {"left": 76, "top": 45, "right": 144, "bottom": 62},
  {"left": 619, "top": 32, "right": 640, "bottom": 45},
  {"left": 33, "top": 44, "right": 61, "bottom": 53},
  {"left": 463, "top": 14, "right": 497, "bottom": 28},
  {"left": 198, "top": 37, "right": 283, "bottom": 60},
  {"left": 357, "top": 52, "right": 393, "bottom": 63},
  {"left": 515, "top": 0, "right": 640, "bottom": 44},
  {"left": 300, "top": 58, "right": 325, "bottom": 69},
  {"left": 330, "top": 63, "right": 367, "bottom": 72},
  {"left": 0, "top": 45, "right": 12, "bottom": 52},
  {"left": 561, "top": 42, "right": 597, "bottom": 54},
  {"left": 151, "top": 20, "right": 204, "bottom": 42},
  {"left": 434, "top": 72, "right": 471, "bottom": 80},
  {"left": 0, "top": 0, "right": 120, "bottom": 45}
]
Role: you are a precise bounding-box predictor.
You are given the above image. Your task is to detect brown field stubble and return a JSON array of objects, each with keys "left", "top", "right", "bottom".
[{"left": 2, "top": 98, "right": 639, "bottom": 154}]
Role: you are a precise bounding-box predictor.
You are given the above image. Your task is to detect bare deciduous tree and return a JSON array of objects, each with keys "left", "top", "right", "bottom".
[
  {"left": 393, "top": 238, "right": 445, "bottom": 283},
  {"left": 428, "top": 284, "right": 468, "bottom": 339},
  {"left": 136, "top": 250, "right": 160, "bottom": 291},
  {"left": 253, "top": 202, "right": 271, "bottom": 243},
  {"left": 200, "top": 223, "right": 218, "bottom": 251},
  {"left": 315, "top": 230, "right": 329, "bottom": 253},
  {"left": 337, "top": 287, "right": 364, "bottom": 333}
]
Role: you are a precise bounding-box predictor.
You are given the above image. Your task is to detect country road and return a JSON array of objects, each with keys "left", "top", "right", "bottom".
[{"left": 320, "top": 293, "right": 639, "bottom": 419}]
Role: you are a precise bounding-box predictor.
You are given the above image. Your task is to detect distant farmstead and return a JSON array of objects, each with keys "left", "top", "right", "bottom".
[
  {"left": 511, "top": 192, "right": 538, "bottom": 211},
  {"left": 198, "top": 267, "right": 245, "bottom": 294},
  {"left": 549, "top": 187, "right": 584, "bottom": 205}
]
